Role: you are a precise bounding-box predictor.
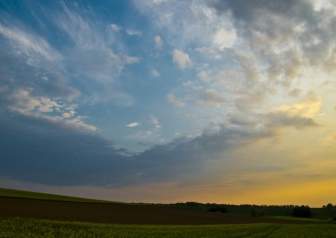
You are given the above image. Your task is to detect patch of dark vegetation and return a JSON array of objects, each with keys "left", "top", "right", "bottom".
[
  {"left": 292, "top": 206, "right": 312, "bottom": 218},
  {"left": 208, "top": 205, "right": 228, "bottom": 213}
]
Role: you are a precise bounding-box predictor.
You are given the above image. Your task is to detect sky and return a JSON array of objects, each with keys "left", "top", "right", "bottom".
[{"left": 0, "top": 0, "right": 336, "bottom": 206}]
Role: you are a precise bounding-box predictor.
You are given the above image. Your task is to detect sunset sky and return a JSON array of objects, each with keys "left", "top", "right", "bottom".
[{"left": 1, "top": 0, "right": 336, "bottom": 206}]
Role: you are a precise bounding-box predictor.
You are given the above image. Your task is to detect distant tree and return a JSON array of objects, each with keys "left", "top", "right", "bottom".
[
  {"left": 250, "top": 208, "right": 257, "bottom": 217},
  {"left": 323, "top": 203, "right": 336, "bottom": 219},
  {"left": 326, "top": 203, "right": 334, "bottom": 209},
  {"left": 292, "top": 206, "right": 312, "bottom": 218},
  {"left": 208, "top": 205, "right": 227, "bottom": 213},
  {"left": 250, "top": 207, "right": 265, "bottom": 217}
]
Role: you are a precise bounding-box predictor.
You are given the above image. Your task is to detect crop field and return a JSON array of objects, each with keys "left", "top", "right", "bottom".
[
  {"left": 1, "top": 218, "right": 336, "bottom": 238},
  {"left": 3, "top": 188, "right": 315, "bottom": 225},
  {"left": 1, "top": 188, "right": 335, "bottom": 237}
]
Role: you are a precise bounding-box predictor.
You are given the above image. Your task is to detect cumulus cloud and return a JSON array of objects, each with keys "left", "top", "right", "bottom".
[
  {"left": 213, "top": 27, "right": 237, "bottom": 50},
  {"left": 172, "top": 49, "right": 192, "bottom": 69}
]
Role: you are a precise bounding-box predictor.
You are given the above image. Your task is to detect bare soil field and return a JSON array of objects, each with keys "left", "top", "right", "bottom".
[{"left": 0, "top": 197, "right": 319, "bottom": 225}]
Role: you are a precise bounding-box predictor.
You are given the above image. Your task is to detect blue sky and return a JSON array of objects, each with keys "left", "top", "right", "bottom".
[{"left": 1, "top": 0, "right": 336, "bottom": 205}]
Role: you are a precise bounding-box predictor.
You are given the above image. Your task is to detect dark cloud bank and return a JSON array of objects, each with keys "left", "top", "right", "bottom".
[{"left": 0, "top": 104, "right": 316, "bottom": 186}]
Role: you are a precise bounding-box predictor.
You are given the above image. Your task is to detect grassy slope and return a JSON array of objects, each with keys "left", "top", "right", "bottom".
[
  {"left": 0, "top": 187, "right": 105, "bottom": 203},
  {"left": 1, "top": 218, "right": 336, "bottom": 238}
]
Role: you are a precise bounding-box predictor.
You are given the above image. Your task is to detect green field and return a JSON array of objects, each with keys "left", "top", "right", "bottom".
[
  {"left": 0, "top": 218, "right": 336, "bottom": 238},
  {"left": 0, "top": 188, "right": 105, "bottom": 203}
]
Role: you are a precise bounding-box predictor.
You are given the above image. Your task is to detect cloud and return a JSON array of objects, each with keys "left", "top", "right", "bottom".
[
  {"left": 126, "top": 29, "right": 142, "bottom": 37},
  {"left": 9, "top": 89, "right": 61, "bottom": 115},
  {"left": 0, "top": 23, "right": 60, "bottom": 62},
  {"left": 150, "top": 68, "right": 160, "bottom": 77},
  {"left": 274, "top": 94, "right": 322, "bottom": 119},
  {"left": 126, "top": 122, "right": 140, "bottom": 128},
  {"left": 150, "top": 115, "right": 161, "bottom": 129},
  {"left": 199, "top": 89, "right": 225, "bottom": 107},
  {"left": 213, "top": 27, "right": 237, "bottom": 50},
  {"left": 167, "top": 93, "right": 185, "bottom": 108},
  {"left": 267, "top": 112, "right": 318, "bottom": 129},
  {"left": 172, "top": 49, "right": 192, "bottom": 69},
  {"left": 0, "top": 0, "right": 335, "bottom": 201},
  {"left": 109, "top": 23, "right": 121, "bottom": 32},
  {"left": 154, "top": 35, "right": 163, "bottom": 49},
  {"left": 8, "top": 88, "right": 96, "bottom": 132},
  {"left": 0, "top": 91, "right": 322, "bottom": 188}
]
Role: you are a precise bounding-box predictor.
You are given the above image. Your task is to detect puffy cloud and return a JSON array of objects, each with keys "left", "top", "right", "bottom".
[
  {"left": 109, "top": 23, "right": 121, "bottom": 32},
  {"left": 154, "top": 35, "right": 163, "bottom": 49},
  {"left": 126, "top": 122, "right": 140, "bottom": 128},
  {"left": 213, "top": 27, "right": 237, "bottom": 50},
  {"left": 274, "top": 94, "right": 322, "bottom": 119},
  {"left": 134, "top": 0, "right": 237, "bottom": 52},
  {"left": 172, "top": 49, "right": 192, "bottom": 69},
  {"left": 9, "top": 89, "right": 61, "bottom": 115},
  {"left": 167, "top": 93, "right": 185, "bottom": 108},
  {"left": 8, "top": 88, "right": 96, "bottom": 132},
  {"left": 199, "top": 89, "right": 225, "bottom": 107}
]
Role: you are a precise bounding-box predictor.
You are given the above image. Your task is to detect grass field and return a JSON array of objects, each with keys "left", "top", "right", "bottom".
[
  {"left": 0, "top": 188, "right": 105, "bottom": 203},
  {"left": 0, "top": 217, "right": 336, "bottom": 238}
]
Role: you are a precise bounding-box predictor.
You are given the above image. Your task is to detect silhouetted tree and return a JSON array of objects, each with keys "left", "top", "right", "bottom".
[
  {"left": 292, "top": 206, "right": 312, "bottom": 218},
  {"left": 208, "top": 205, "right": 227, "bottom": 213}
]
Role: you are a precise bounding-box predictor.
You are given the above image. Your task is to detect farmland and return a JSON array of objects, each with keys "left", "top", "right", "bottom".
[
  {"left": 1, "top": 188, "right": 335, "bottom": 237},
  {"left": 0, "top": 188, "right": 329, "bottom": 225},
  {"left": 1, "top": 218, "right": 336, "bottom": 238}
]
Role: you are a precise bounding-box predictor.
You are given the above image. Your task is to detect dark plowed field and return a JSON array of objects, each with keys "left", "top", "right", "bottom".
[{"left": 0, "top": 197, "right": 316, "bottom": 225}]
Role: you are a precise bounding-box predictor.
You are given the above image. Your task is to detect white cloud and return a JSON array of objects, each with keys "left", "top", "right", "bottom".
[
  {"left": 213, "top": 28, "right": 237, "bottom": 50},
  {"left": 0, "top": 23, "right": 60, "bottom": 62},
  {"left": 9, "top": 89, "right": 96, "bottom": 132},
  {"left": 123, "top": 55, "right": 141, "bottom": 64},
  {"left": 199, "top": 89, "right": 225, "bottom": 107},
  {"left": 154, "top": 35, "right": 163, "bottom": 49},
  {"left": 126, "top": 122, "right": 140, "bottom": 128},
  {"left": 167, "top": 93, "right": 185, "bottom": 108},
  {"left": 126, "top": 29, "right": 142, "bottom": 37},
  {"left": 53, "top": 4, "right": 139, "bottom": 106},
  {"left": 172, "top": 49, "right": 192, "bottom": 69},
  {"left": 110, "top": 23, "right": 121, "bottom": 32},
  {"left": 150, "top": 115, "right": 161, "bottom": 129},
  {"left": 9, "top": 88, "right": 61, "bottom": 115}
]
